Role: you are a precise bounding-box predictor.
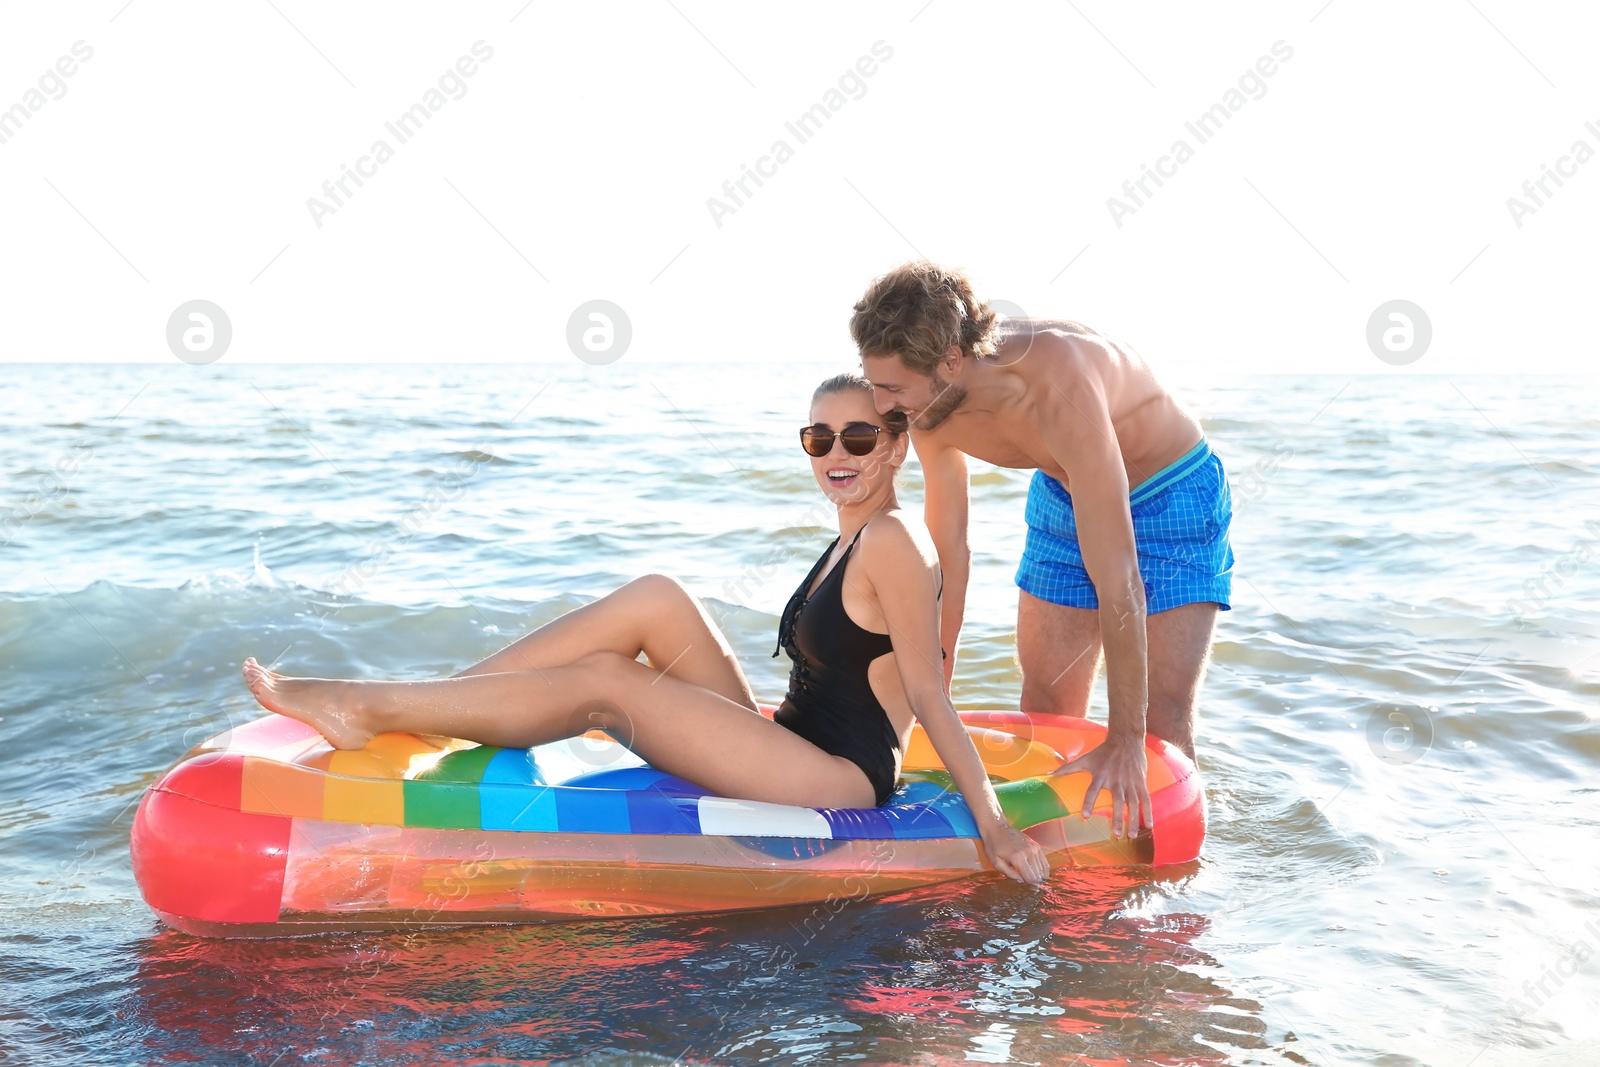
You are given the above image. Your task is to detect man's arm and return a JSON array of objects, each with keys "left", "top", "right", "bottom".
[
  {"left": 911, "top": 431, "right": 970, "bottom": 691},
  {"left": 1034, "top": 344, "right": 1153, "bottom": 837}
]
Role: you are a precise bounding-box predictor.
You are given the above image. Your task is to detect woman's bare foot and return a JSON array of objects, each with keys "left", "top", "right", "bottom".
[{"left": 241, "top": 657, "right": 377, "bottom": 750}]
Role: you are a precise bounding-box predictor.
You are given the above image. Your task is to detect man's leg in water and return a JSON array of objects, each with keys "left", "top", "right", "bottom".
[
  {"left": 1016, "top": 592, "right": 1216, "bottom": 761},
  {"left": 1143, "top": 601, "right": 1217, "bottom": 761},
  {"left": 1017, "top": 591, "right": 1101, "bottom": 717}
]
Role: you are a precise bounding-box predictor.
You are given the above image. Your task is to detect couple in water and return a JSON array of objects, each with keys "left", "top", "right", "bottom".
[{"left": 244, "top": 261, "right": 1234, "bottom": 888}]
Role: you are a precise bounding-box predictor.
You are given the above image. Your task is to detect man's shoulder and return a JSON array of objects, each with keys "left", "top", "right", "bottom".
[
  {"left": 998, "top": 329, "right": 1108, "bottom": 403},
  {"left": 1000, "top": 323, "right": 1109, "bottom": 369}
]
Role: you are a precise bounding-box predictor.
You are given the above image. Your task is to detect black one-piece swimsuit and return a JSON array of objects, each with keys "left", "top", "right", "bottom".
[{"left": 771, "top": 525, "right": 902, "bottom": 807}]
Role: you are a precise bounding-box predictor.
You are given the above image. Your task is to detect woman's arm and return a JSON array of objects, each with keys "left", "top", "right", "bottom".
[{"left": 859, "top": 516, "right": 1051, "bottom": 886}]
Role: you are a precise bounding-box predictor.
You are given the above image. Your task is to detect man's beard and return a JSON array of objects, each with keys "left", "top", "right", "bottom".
[{"left": 909, "top": 378, "right": 967, "bottom": 431}]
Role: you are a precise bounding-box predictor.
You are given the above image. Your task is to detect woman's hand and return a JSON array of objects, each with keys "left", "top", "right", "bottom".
[
  {"left": 851, "top": 515, "right": 1052, "bottom": 888},
  {"left": 982, "top": 823, "right": 1052, "bottom": 885}
]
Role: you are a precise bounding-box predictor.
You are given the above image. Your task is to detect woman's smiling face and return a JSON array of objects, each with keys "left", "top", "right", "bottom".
[{"left": 805, "top": 387, "right": 905, "bottom": 505}]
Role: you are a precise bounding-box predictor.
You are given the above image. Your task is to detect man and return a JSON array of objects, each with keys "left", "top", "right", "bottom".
[{"left": 851, "top": 261, "right": 1234, "bottom": 838}]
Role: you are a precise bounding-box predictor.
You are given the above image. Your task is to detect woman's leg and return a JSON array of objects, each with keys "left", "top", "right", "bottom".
[
  {"left": 453, "top": 574, "right": 758, "bottom": 711},
  {"left": 242, "top": 652, "right": 875, "bottom": 807}
]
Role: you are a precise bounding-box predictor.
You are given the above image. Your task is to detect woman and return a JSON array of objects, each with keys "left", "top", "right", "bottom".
[{"left": 242, "top": 373, "right": 1052, "bottom": 886}]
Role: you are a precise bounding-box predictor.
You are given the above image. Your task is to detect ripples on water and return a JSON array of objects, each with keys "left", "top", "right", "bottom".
[{"left": 1, "top": 364, "right": 1596, "bottom": 1065}]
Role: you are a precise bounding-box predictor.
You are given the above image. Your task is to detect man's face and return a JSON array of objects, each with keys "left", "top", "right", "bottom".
[{"left": 861, "top": 351, "right": 968, "bottom": 432}]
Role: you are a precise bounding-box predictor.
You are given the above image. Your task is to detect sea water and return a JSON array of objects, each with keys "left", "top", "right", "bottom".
[{"left": 1, "top": 363, "right": 1595, "bottom": 1066}]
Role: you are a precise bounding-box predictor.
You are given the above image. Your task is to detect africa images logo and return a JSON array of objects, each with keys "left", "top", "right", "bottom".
[
  {"left": 305, "top": 41, "right": 495, "bottom": 229},
  {"left": 705, "top": 41, "right": 894, "bottom": 229},
  {"left": 1106, "top": 40, "right": 1294, "bottom": 228}
]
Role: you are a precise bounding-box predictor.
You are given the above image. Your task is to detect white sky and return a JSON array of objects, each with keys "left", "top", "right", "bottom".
[{"left": 0, "top": 0, "right": 1595, "bottom": 373}]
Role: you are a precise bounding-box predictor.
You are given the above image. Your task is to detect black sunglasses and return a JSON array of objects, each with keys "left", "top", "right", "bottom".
[{"left": 799, "top": 421, "right": 884, "bottom": 458}]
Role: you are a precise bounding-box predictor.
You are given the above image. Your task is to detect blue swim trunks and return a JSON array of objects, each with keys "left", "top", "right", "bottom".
[{"left": 1015, "top": 437, "right": 1234, "bottom": 614}]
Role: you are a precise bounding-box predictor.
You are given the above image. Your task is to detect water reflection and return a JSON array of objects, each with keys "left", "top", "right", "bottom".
[{"left": 123, "top": 866, "right": 1276, "bottom": 1065}]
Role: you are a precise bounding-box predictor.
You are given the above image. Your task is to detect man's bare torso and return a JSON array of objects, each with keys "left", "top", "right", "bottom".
[{"left": 926, "top": 319, "right": 1204, "bottom": 495}]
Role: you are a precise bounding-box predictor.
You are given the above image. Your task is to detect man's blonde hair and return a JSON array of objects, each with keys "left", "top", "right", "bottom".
[{"left": 849, "top": 261, "right": 999, "bottom": 374}]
